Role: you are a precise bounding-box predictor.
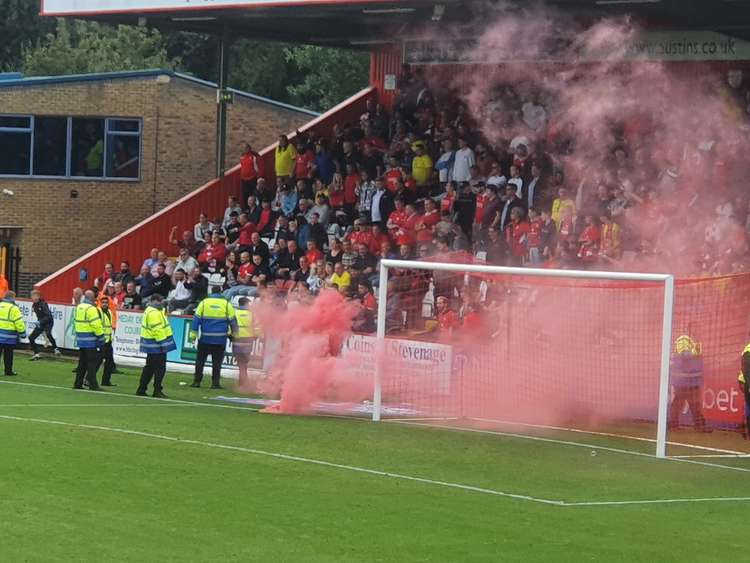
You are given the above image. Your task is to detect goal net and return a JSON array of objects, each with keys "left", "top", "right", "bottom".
[{"left": 374, "top": 259, "right": 750, "bottom": 458}]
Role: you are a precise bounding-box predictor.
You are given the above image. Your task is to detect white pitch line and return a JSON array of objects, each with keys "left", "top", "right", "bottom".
[
  {"left": 470, "top": 417, "right": 747, "bottom": 456},
  {"left": 1, "top": 413, "right": 748, "bottom": 508},
  {"left": 390, "top": 420, "right": 750, "bottom": 474},
  {"left": 0, "top": 414, "right": 563, "bottom": 507},
  {"left": 564, "top": 497, "right": 750, "bottom": 507},
  {"left": 0, "top": 380, "right": 259, "bottom": 412},
  {"left": 672, "top": 454, "right": 750, "bottom": 459},
  {"left": 0, "top": 403, "right": 198, "bottom": 408}
]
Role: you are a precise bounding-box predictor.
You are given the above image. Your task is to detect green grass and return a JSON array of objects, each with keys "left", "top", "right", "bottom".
[{"left": 1, "top": 354, "right": 749, "bottom": 562}]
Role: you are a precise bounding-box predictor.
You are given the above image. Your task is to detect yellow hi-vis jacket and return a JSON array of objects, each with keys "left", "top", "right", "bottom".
[
  {"left": 0, "top": 299, "right": 25, "bottom": 345},
  {"left": 100, "top": 308, "right": 113, "bottom": 344},
  {"left": 74, "top": 301, "right": 104, "bottom": 349},
  {"left": 739, "top": 343, "right": 750, "bottom": 385},
  {"left": 139, "top": 306, "right": 176, "bottom": 355}
]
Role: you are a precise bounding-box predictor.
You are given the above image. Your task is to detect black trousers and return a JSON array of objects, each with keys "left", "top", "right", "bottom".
[
  {"left": 29, "top": 325, "right": 57, "bottom": 354},
  {"left": 241, "top": 179, "right": 258, "bottom": 203},
  {"left": 138, "top": 353, "right": 167, "bottom": 393},
  {"left": 96, "top": 341, "right": 115, "bottom": 385},
  {"left": 668, "top": 385, "right": 706, "bottom": 430},
  {"left": 75, "top": 348, "right": 101, "bottom": 389},
  {"left": 743, "top": 385, "right": 750, "bottom": 437},
  {"left": 0, "top": 344, "right": 15, "bottom": 375},
  {"left": 194, "top": 342, "right": 225, "bottom": 386}
]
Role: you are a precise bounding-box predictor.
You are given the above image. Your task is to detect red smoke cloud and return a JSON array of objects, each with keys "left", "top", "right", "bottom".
[{"left": 252, "top": 290, "right": 371, "bottom": 414}]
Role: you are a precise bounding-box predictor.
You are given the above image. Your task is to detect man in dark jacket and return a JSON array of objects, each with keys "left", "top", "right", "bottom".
[{"left": 29, "top": 290, "right": 61, "bottom": 360}]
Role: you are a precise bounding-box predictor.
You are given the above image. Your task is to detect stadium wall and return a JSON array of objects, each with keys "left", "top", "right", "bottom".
[
  {"left": 0, "top": 70, "right": 316, "bottom": 295},
  {"left": 33, "top": 86, "right": 377, "bottom": 302}
]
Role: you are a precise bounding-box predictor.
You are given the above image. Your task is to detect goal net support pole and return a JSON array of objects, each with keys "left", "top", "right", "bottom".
[{"left": 374, "top": 259, "right": 675, "bottom": 458}]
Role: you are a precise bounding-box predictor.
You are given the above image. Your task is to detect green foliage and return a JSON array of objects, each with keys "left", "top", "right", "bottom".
[
  {"left": 23, "top": 19, "right": 179, "bottom": 76},
  {"left": 19, "top": 17, "right": 369, "bottom": 110},
  {"left": 284, "top": 45, "right": 370, "bottom": 111},
  {"left": 0, "top": 0, "right": 55, "bottom": 72}
]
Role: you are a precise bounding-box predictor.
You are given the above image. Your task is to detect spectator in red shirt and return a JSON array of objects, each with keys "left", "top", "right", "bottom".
[
  {"left": 233, "top": 213, "right": 257, "bottom": 253},
  {"left": 415, "top": 198, "right": 440, "bottom": 243},
  {"left": 384, "top": 155, "right": 406, "bottom": 193},
  {"left": 305, "top": 240, "right": 324, "bottom": 265},
  {"left": 239, "top": 142, "right": 261, "bottom": 203},
  {"left": 169, "top": 226, "right": 203, "bottom": 256},
  {"left": 329, "top": 172, "right": 345, "bottom": 212},
  {"left": 435, "top": 295, "right": 459, "bottom": 340},
  {"left": 343, "top": 162, "right": 359, "bottom": 219},
  {"left": 527, "top": 208, "right": 544, "bottom": 265},
  {"left": 198, "top": 232, "right": 228, "bottom": 265},
  {"left": 256, "top": 199, "right": 275, "bottom": 236},
  {"left": 577, "top": 214, "right": 601, "bottom": 264},
  {"left": 349, "top": 218, "right": 375, "bottom": 249},
  {"left": 505, "top": 207, "right": 530, "bottom": 266},
  {"left": 293, "top": 140, "right": 314, "bottom": 182},
  {"left": 369, "top": 224, "right": 389, "bottom": 255}
]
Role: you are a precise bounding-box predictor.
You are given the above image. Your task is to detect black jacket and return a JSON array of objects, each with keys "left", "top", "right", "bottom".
[{"left": 32, "top": 299, "right": 54, "bottom": 328}]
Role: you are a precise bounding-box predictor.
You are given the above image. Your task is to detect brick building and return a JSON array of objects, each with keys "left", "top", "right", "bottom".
[{"left": 0, "top": 69, "right": 316, "bottom": 295}]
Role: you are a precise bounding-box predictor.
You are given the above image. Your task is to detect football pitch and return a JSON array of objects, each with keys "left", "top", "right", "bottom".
[{"left": 1, "top": 357, "right": 749, "bottom": 562}]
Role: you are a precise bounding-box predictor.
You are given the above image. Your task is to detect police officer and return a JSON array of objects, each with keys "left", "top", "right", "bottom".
[
  {"left": 739, "top": 339, "right": 750, "bottom": 440},
  {"left": 668, "top": 334, "right": 708, "bottom": 432},
  {"left": 190, "top": 286, "right": 236, "bottom": 389},
  {"left": 136, "top": 294, "right": 175, "bottom": 398},
  {"left": 233, "top": 296, "right": 256, "bottom": 389},
  {"left": 74, "top": 289, "right": 104, "bottom": 391},
  {"left": 97, "top": 296, "right": 116, "bottom": 386},
  {"left": 0, "top": 291, "right": 26, "bottom": 376}
]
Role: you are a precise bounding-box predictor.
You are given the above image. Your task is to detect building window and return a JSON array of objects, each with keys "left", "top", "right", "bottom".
[
  {"left": 33, "top": 117, "right": 68, "bottom": 177},
  {"left": 0, "top": 114, "right": 141, "bottom": 181},
  {"left": 0, "top": 116, "right": 32, "bottom": 175}
]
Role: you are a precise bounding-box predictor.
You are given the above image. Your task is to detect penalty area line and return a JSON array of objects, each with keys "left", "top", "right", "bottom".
[
  {"left": 388, "top": 420, "right": 750, "bottom": 474},
  {"left": 0, "top": 380, "right": 259, "bottom": 412},
  {"left": 0, "top": 413, "right": 562, "bottom": 507},
  {"left": 0, "top": 414, "right": 748, "bottom": 508}
]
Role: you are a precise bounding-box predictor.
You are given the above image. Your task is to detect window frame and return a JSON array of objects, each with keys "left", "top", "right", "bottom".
[{"left": 0, "top": 114, "right": 142, "bottom": 182}]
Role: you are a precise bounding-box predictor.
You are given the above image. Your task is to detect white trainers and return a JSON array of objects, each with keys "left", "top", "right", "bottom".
[{"left": 29, "top": 354, "right": 41, "bottom": 361}]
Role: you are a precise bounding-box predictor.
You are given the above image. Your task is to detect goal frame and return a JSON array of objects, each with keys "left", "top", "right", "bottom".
[{"left": 374, "top": 259, "right": 675, "bottom": 458}]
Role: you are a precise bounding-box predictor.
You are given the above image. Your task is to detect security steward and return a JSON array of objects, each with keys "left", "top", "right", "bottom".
[
  {"left": 136, "top": 294, "right": 175, "bottom": 398},
  {"left": 233, "top": 296, "right": 256, "bottom": 389},
  {"left": 0, "top": 291, "right": 26, "bottom": 376},
  {"left": 190, "top": 286, "right": 236, "bottom": 389},
  {"left": 668, "top": 334, "right": 708, "bottom": 432},
  {"left": 74, "top": 290, "right": 104, "bottom": 390},
  {"left": 739, "top": 340, "right": 750, "bottom": 440},
  {"left": 96, "top": 296, "right": 116, "bottom": 386}
]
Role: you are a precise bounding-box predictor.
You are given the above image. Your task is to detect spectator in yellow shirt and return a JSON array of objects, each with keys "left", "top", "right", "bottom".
[
  {"left": 275, "top": 134, "right": 297, "bottom": 180},
  {"left": 411, "top": 143, "right": 434, "bottom": 189},
  {"left": 551, "top": 187, "right": 576, "bottom": 226},
  {"left": 329, "top": 262, "right": 351, "bottom": 293}
]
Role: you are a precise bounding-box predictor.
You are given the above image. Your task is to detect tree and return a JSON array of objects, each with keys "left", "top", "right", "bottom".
[
  {"left": 0, "top": 0, "right": 55, "bottom": 71},
  {"left": 23, "top": 19, "right": 179, "bottom": 76},
  {"left": 284, "top": 45, "right": 370, "bottom": 112}
]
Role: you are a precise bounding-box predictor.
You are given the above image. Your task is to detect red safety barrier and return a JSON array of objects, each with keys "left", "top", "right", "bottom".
[{"left": 35, "top": 87, "right": 377, "bottom": 302}]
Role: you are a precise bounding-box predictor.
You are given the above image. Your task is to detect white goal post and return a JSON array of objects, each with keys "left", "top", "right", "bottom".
[{"left": 374, "top": 259, "right": 675, "bottom": 458}]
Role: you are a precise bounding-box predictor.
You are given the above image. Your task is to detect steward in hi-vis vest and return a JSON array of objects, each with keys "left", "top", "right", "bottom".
[
  {"left": 189, "top": 286, "right": 236, "bottom": 390},
  {"left": 136, "top": 294, "right": 176, "bottom": 398},
  {"left": 74, "top": 290, "right": 104, "bottom": 391},
  {"left": 0, "top": 291, "right": 26, "bottom": 376}
]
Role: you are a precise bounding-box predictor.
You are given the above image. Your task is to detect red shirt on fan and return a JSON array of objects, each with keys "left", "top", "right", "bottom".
[
  {"left": 240, "top": 152, "right": 260, "bottom": 181},
  {"left": 256, "top": 208, "right": 273, "bottom": 233},
  {"left": 577, "top": 225, "right": 600, "bottom": 261},
  {"left": 237, "top": 222, "right": 257, "bottom": 246},
  {"left": 329, "top": 186, "right": 345, "bottom": 209},
  {"left": 238, "top": 262, "right": 256, "bottom": 280},
  {"left": 474, "top": 193, "right": 489, "bottom": 225},
  {"left": 306, "top": 248, "right": 323, "bottom": 265},
  {"left": 199, "top": 243, "right": 228, "bottom": 264},
  {"left": 438, "top": 309, "right": 460, "bottom": 332},
  {"left": 415, "top": 210, "right": 440, "bottom": 242},
  {"left": 294, "top": 150, "right": 314, "bottom": 179},
  {"left": 506, "top": 220, "right": 530, "bottom": 258},
  {"left": 441, "top": 195, "right": 455, "bottom": 214},
  {"left": 369, "top": 232, "right": 389, "bottom": 255},
  {"left": 384, "top": 168, "right": 405, "bottom": 193},
  {"left": 349, "top": 230, "right": 374, "bottom": 249},
  {"left": 344, "top": 173, "right": 359, "bottom": 205},
  {"left": 527, "top": 218, "right": 542, "bottom": 248}
]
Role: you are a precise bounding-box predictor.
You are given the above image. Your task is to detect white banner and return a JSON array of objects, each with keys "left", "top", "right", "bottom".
[
  {"left": 341, "top": 334, "right": 453, "bottom": 395},
  {"left": 15, "top": 300, "right": 70, "bottom": 349},
  {"left": 113, "top": 310, "right": 145, "bottom": 359},
  {"left": 43, "top": 0, "right": 361, "bottom": 15}
]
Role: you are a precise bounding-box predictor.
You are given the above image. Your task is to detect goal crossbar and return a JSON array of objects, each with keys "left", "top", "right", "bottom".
[{"left": 374, "top": 259, "right": 675, "bottom": 458}]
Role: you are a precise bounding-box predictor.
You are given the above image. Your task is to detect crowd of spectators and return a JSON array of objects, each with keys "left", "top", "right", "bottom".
[{"left": 92, "top": 65, "right": 750, "bottom": 339}]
